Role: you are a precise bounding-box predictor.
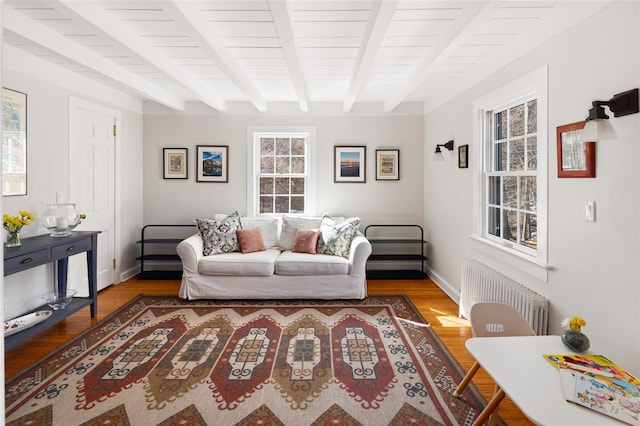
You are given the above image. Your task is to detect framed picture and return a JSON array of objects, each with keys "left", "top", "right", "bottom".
[
  {"left": 2, "top": 88, "right": 28, "bottom": 196},
  {"left": 163, "top": 148, "right": 188, "bottom": 179},
  {"left": 334, "top": 145, "right": 366, "bottom": 183},
  {"left": 196, "top": 145, "right": 229, "bottom": 182},
  {"left": 375, "top": 149, "right": 399, "bottom": 180},
  {"left": 458, "top": 144, "right": 469, "bottom": 169},
  {"left": 556, "top": 121, "right": 595, "bottom": 178}
]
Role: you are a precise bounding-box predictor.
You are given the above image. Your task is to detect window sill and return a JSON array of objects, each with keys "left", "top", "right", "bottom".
[{"left": 469, "top": 235, "right": 549, "bottom": 282}]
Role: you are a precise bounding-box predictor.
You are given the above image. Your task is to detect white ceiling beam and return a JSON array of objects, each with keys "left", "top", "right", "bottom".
[
  {"left": 53, "top": 0, "right": 225, "bottom": 111},
  {"left": 3, "top": 6, "right": 185, "bottom": 111},
  {"left": 169, "top": 1, "right": 267, "bottom": 112},
  {"left": 384, "top": 1, "right": 495, "bottom": 112},
  {"left": 343, "top": 0, "right": 398, "bottom": 112},
  {"left": 268, "top": 0, "right": 308, "bottom": 112},
  {"left": 4, "top": 44, "right": 143, "bottom": 113}
]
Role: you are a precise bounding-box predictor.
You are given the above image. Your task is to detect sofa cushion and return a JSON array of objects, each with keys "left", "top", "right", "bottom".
[
  {"left": 236, "top": 228, "right": 266, "bottom": 254},
  {"left": 316, "top": 216, "right": 361, "bottom": 258},
  {"left": 239, "top": 217, "right": 279, "bottom": 248},
  {"left": 195, "top": 211, "right": 242, "bottom": 255},
  {"left": 279, "top": 216, "right": 323, "bottom": 250},
  {"left": 292, "top": 228, "right": 320, "bottom": 254},
  {"left": 198, "top": 249, "right": 280, "bottom": 276},
  {"left": 275, "top": 251, "right": 349, "bottom": 276}
]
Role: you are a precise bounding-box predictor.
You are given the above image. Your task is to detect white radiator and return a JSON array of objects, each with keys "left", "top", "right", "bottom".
[{"left": 459, "top": 258, "right": 549, "bottom": 335}]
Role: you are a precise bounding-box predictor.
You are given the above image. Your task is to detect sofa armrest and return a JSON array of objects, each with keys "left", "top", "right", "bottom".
[
  {"left": 348, "top": 234, "right": 372, "bottom": 277},
  {"left": 177, "top": 234, "right": 203, "bottom": 276}
]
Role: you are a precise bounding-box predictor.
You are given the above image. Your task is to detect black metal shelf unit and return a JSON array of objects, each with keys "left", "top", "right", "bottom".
[
  {"left": 137, "top": 224, "right": 194, "bottom": 279},
  {"left": 364, "top": 224, "right": 427, "bottom": 279}
]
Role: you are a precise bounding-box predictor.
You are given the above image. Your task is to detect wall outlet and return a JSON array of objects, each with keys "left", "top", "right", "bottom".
[{"left": 56, "top": 192, "right": 63, "bottom": 203}]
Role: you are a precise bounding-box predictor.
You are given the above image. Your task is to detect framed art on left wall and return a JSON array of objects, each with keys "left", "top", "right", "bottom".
[
  {"left": 334, "top": 145, "right": 366, "bottom": 183},
  {"left": 197, "top": 145, "right": 229, "bottom": 182},
  {"left": 163, "top": 148, "right": 188, "bottom": 179},
  {"left": 2, "top": 88, "right": 27, "bottom": 196}
]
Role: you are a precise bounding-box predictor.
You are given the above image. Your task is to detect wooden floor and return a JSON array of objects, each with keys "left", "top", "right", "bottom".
[{"left": 5, "top": 277, "right": 534, "bottom": 425}]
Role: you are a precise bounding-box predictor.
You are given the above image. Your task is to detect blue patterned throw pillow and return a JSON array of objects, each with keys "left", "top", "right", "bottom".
[
  {"left": 194, "top": 211, "right": 242, "bottom": 256},
  {"left": 316, "top": 215, "right": 361, "bottom": 258}
]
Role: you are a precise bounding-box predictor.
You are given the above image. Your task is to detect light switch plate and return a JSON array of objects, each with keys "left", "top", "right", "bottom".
[{"left": 584, "top": 201, "right": 596, "bottom": 222}]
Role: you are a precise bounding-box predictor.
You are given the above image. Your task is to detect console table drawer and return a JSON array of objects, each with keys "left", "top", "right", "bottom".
[
  {"left": 51, "top": 239, "right": 91, "bottom": 260},
  {"left": 4, "top": 249, "right": 50, "bottom": 274}
]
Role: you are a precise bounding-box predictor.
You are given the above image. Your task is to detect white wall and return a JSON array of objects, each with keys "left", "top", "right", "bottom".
[
  {"left": 1, "top": 69, "right": 144, "bottom": 318},
  {"left": 142, "top": 103, "right": 425, "bottom": 230},
  {"left": 424, "top": 2, "right": 640, "bottom": 374}
]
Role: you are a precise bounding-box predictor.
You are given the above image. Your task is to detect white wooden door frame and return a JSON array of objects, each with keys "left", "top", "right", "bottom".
[{"left": 69, "top": 96, "right": 122, "bottom": 285}]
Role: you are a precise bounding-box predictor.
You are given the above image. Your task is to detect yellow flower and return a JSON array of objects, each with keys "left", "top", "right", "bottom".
[
  {"left": 3, "top": 211, "right": 35, "bottom": 232},
  {"left": 562, "top": 315, "right": 586, "bottom": 332}
]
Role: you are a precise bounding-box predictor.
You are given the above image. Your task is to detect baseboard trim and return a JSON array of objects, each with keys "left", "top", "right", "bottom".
[
  {"left": 120, "top": 266, "right": 140, "bottom": 283},
  {"left": 426, "top": 267, "right": 461, "bottom": 308}
]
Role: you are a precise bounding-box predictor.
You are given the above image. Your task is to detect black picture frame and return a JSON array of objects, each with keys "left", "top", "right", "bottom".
[
  {"left": 334, "top": 145, "right": 366, "bottom": 183},
  {"left": 375, "top": 149, "right": 399, "bottom": 180},
  {"left": 163, "top": 148, "right": 188, "bottom": 179},
  {"left": 458, "top": 144, "right": 469, "bottom": 169},
  {"left": 196, "top": 145, "right": 229, "bottom": 182}
]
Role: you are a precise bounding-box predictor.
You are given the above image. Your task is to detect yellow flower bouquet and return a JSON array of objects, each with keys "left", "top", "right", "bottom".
[
  {"left": 3, "top": 210, "right": 35, "bottom": 247},
  {"left": 562, "top": 315, "right": 587, "bottom": 332},
  {"left": 560, "top": 315, "right": 590, "bottom": 352}
]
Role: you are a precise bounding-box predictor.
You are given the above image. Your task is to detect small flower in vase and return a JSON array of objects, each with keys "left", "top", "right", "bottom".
[
  {"left": 3, "top": 210, "right": 35, "bottom": 247},
  {"left": 561, "top": 315, "right": 590, "bottom": 352},
  {"left": 561, "top": 315, "right": 587, "bottom": 332}
]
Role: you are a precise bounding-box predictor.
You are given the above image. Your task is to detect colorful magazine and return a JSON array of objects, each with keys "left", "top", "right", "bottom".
[{"left": 544, "top": 354, "right": 640, "bottom": 425}]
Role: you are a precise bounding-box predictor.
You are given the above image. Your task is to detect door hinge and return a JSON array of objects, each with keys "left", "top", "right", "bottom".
[
  {"left": 113, "top": 124, "right": 117, "bottom": 137},
  {"left": 112, "top": 259, "right": 116, "bottom": 269}
]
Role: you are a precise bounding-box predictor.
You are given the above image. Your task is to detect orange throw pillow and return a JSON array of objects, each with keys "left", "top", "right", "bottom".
[
  {"left": 236, "top": 229, "right": 266, "bottom": 254},
  {"left": 292, "top": 228, "right": 320, "bottom": 254}
]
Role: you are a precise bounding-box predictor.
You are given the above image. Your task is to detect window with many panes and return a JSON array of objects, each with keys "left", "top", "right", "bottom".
[
  {"left": 473, "top": 67, "right": 547, "bottom": 275},
  {"left": 249, "top": 129, "right": 314, "bottom": 216},
  {"left": 486, "top": 98, "right": 538, "bottom": 254}
]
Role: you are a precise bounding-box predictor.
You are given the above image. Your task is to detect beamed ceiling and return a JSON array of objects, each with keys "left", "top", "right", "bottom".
[{"left": 3, "top": 1, "right": 611, "bottom": 113}]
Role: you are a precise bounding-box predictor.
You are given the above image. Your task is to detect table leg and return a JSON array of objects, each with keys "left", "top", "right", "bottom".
[
  {"left": 472, "top": 387, "right": 505, "bottom": 426},
  {"left": 454, "top": 361, "right": 481, "bottom": 397},
  {"left": 86, "top": 234, "right": 98, "bottom": 318},
  {"left": 57, "top": 258, "right": 68, "bottom": 294}
]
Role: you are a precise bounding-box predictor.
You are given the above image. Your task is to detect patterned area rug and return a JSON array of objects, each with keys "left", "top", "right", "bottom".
[{"left": 6, "top": 295, "right": 490, "bottom": 425}]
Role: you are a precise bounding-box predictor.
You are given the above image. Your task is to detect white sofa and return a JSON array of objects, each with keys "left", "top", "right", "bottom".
[{"left": 177, "top": 215, "right": 372, "bottom": 300}]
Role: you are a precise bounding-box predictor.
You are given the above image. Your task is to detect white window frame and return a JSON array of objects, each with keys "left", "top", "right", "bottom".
[
  {"left": 247, "top": 126, "right": 316, "bottom": 217},
  {"left": 471, "top": 67, "right": 548, "bottom": 281}
]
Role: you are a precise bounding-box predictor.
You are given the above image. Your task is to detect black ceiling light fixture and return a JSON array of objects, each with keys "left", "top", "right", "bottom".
[
  {"left": 583, "top": 88, "right": 639, "bottom": 141},
  {"left": 434, "top": 140, "right": 454, "bottom": 161}
]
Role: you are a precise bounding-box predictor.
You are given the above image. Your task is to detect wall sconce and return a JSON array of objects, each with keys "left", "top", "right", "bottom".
[
  {"left": 583, "top": 88, "right": 638, "bottom": 141},
  {"left": 434, "top": 140, "right": 454, "bottom": 161}
]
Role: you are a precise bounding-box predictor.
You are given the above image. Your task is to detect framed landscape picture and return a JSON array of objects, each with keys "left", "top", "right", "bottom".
[
  {"left": 375, "top": 149, "right": 399, "bottom": 180},
  {"left": 334, "top": 145, "right": 366, "bottom": 183},
  {"left": 163, "top": 148, "right": 188, "bottom": 179},
  {"left": 196, "top": 145, "right": 229, "bottom": 182}
]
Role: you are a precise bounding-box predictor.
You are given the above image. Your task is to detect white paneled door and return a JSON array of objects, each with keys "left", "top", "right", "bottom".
[{"left": 68, "top": 98, "right": 118, "bottom": 294}]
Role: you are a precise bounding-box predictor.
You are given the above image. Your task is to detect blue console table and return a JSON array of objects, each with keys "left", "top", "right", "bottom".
[{"left": 4, "top": 231, "right": 99, "bottom": 350}]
